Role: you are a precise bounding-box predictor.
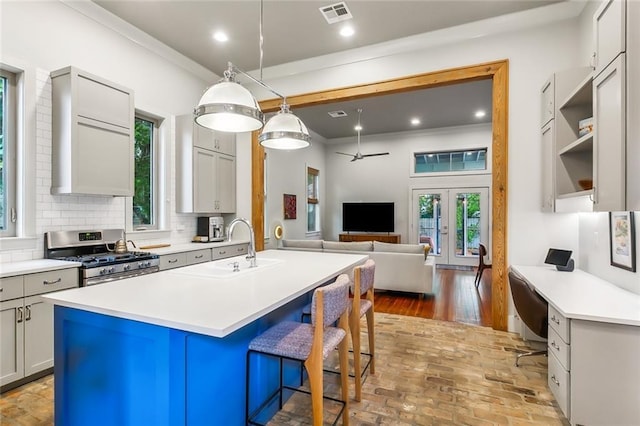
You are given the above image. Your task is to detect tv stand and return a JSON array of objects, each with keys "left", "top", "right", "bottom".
[{"left": 339, "top": 233, "right": 401, "bottom": 244}]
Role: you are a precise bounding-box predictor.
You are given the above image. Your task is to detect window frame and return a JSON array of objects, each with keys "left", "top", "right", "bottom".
[
  {"left": 0, "top": 69, "right": 17, "bottom": 237},
  {"left": 126, "top": 109, "right": 167, "bottom": 235},
  {"left": 306, "top": 166, "right": 320, "bottom": 234}
]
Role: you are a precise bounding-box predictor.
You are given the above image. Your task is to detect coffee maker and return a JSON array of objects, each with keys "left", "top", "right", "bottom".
[{"left": 197, "top": 216, "right": 225, "bottom": 242}]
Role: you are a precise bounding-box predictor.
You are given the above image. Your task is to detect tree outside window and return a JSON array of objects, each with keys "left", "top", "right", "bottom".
[{"left": 133, "top": 116, "right": 155, "bottom": 228}]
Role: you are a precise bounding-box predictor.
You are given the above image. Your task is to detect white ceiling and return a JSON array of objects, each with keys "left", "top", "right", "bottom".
[{"left": 92, "top": 0, "right": 563, "bottom": 139}]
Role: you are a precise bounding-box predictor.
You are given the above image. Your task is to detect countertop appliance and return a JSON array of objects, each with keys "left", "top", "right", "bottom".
[
  {"left": 45, "top": 229, "right": 160, "bottom": 286},
  {"left": 197, "top": 216, "right": 225, "bottom": 242}
]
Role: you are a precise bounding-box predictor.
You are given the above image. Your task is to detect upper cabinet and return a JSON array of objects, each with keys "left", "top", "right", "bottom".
[
  {"left": 51, "top": 67, "right": 134, "bottom": 196},
  {"left": 176, "top": 115, "right": 236, "bottom": 214},
  {"left": 591, "top": 0, "right": 638, "bottom": 211},
  {"left": 593, "top": 0, "right": 626, "bottom": 77}
]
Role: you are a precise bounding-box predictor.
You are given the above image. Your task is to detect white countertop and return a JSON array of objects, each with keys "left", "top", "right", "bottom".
[
  {"left": 143, "top": 240, "right": 249, "bottom": 255},
  {"left": 0, "top": 259, "right": 82, "bottom": 278},
  {"left": 512, "top": 265, "right": 640, "bottom": 327},
  {"left": 43, "top": 250, "right": 368, "bottom": 338}
]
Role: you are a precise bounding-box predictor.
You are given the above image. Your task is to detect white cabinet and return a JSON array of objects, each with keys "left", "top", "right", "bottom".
[
  {"left": 186, "top": 249, "right": 212, "bottom": 265},
  {"left": 593, "top": 0, "right": 626, "bottom": 77},
  {"left": 159, "top": 252, "right": 187, "bottom": 270},
  {"left": 593, "top": 54, "right": 626, "bottom": 211},
  {"left": 176, "top": 115, "right": 236, "bottom": 214},
  {"left": 539, "top": 67, "right": 592, "bottom": 212},
  {"left": 0, "top": 268, "right": 79, "bottom": 388},
  {"left": 547, "top": 305, "right": 571, "bottom": 419},
  {"left": 51, "top": 67, "right": 134, "bottom": 196}
]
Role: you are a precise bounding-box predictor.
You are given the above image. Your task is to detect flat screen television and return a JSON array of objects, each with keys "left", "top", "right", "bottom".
[{"left": 342, "top": 202, "right": 394, "bottom": 233}]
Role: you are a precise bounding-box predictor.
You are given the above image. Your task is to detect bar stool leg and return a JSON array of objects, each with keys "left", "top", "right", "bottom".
[
  {"left": 338, "top": 318, "right": 350, "bottom": 426},
  {"left": 350, "top": 308, "right": 363, "bottom": 401},
  {"left": 365, "top": 307, "right": 375, "bottom": 375}
]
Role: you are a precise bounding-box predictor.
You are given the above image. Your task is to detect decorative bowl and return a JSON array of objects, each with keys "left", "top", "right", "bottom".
[{"left": 578, "top": 179, "right": 593, "bottom": 190}]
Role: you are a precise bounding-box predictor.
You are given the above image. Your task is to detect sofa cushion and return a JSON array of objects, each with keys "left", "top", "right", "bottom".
[
  {"left": 323, "top": 241, "right": 373, "bottom": 252},
  {"left": 282, "top": 239, "right": 323, "bottom": 249},
  {"left": 373, "top": 241, "right": 425, "bottom": 254}
]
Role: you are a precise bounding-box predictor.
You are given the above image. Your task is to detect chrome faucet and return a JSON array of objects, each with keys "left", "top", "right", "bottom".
[{"left": 227, "top": 217, "right": 257, "bottom": 268}]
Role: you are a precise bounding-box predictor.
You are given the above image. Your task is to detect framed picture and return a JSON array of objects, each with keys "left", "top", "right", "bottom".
[
  {"left": 609, "top": 211, "right": 636, "bottom": 272},
  {"left": 283, "top": 194, "right": 296, "bottom": 220}
]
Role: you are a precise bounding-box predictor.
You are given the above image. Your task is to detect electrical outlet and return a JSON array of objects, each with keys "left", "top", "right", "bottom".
[{"left": 594, "top": 231, "right": 598, "bottom": 246}]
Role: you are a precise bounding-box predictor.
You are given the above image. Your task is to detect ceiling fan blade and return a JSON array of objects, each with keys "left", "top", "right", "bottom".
[
  {"left": 335, "top": 151, "right": 355, "bottom": 157},
  {"left": 361, "top": 152, "right": 390, "bottom": 157}
]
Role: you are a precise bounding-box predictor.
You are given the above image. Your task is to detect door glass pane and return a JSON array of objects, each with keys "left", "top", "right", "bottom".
[
  {"left": 418, "top": 194, "right": 441, "bottom": 255},
  {"left": 455, "top": 192, "right": 481, "bottom": 257}
]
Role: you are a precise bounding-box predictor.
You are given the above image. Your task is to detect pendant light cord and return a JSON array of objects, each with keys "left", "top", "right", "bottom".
[{"left": 259, "top": 0, "right": 264, "bottom": 81}]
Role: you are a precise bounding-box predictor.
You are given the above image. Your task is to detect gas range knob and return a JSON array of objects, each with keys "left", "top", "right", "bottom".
[
  {"left": 108, "top": 267, "right": 115, "bottom": 274},
  {"left": 99, "top": 268, "right": 107, "bottom": 275},
  {"left": 123, "top": 264, "right": 131, "bottom": 271}
]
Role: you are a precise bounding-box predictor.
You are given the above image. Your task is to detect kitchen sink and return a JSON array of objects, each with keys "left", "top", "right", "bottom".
[{"left": 169, "top": 256, "right": 283, "bottom": 279}]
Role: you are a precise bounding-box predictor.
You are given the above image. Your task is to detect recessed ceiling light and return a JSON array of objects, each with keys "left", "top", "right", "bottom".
[
  {"left": 354, "top": 124, "right": 362, "bottom": 131},
  {"left": 340, "top": 25, "right": 355, "bottom": 37},
  {"left": 213, "top": 31, "right": 228, "bottom": 42},
  {"left": 410, "top": 118, "right": 421, "bottom": 126},
  {"left": 475, "top": 110, "right": 486, "bottom": 118}
]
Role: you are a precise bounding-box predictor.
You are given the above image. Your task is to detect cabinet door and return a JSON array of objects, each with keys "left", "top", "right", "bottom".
[
  {"left": 23, "top": 296, "right": 54, "bottom": 376},
  {"left": 194, "top": 125, "right": 235, "bottom": 156},
  {"left": 76, "top": 74, "right": 132, "bottom": 129},
  {"left": 193, "top": 147, "right": 217, "bottom": 212},
  {"left": 541, "top": 76, "right": 555, "bottom": 127},
  {"left": 0, "top": 299, "right": 25, "bottom": 386},
  {"left": 593, "top": 0, "right": 626, "bottom": 77},
  {"left": 216, "top": 153, "right": 236, "bottom": 213},
  {"left": 541, "top": 121, "right": 555, "bottom": 212},
  {"left": 593, "top": 54, "right": 626, "bottom": 211},
  {"left": 74, "top": 119, "right": 134, "bottom": 196}
]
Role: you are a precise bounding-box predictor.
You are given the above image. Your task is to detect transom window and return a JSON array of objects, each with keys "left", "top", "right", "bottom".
[{"left": 414, "top": 148, "right": 487, "bottom": 174}]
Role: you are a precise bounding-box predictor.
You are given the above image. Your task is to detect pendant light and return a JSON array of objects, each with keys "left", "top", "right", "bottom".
[{"left": 193, "top": 0, "right": 310, "bottom": 150}]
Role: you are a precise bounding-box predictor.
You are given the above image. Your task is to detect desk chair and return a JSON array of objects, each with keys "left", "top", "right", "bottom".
[
  {"left": 350, "top": 259, "right": 376, "bottom": 402},
  {"left": 246, "top": 274, "right": 351, "bottom": 426},
  {"left": 508, "top": 269, "right": 548, "bottom": 366},
  {"left": 474, "top": 243, "right": 492, "bottom": 288}
]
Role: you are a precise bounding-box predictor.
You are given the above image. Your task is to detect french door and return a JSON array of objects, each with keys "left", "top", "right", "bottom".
[{"left": 410, "top": 187, "right": 490, "bottom": 266}]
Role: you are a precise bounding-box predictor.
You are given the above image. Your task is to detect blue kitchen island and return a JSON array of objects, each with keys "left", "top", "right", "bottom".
[{"left": 44, "top": 250, "right": 367, "bottom": 425}]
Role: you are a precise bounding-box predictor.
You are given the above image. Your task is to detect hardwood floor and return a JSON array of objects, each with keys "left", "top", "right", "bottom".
[{"left": 374, "top": 266, "right": 492, "bottom": 327}]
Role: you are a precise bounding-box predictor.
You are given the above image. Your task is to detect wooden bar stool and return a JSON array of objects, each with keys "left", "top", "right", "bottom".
[
  {"left": 246, "top": 274, "right": 351, "bottom": 426},
  {"left": 350, "top": 259, "right": 376, "bottom": 401}
]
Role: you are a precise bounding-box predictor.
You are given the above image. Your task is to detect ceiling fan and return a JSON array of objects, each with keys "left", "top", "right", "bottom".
[{"left": 336, "top": 108, "right": 389, "bottom": 162}]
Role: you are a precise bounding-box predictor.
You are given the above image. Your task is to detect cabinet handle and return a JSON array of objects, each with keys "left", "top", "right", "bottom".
[
  {"left": 43, "top": 277, "right": 62, "bottom": 285},
  {"left": 195, "top": 254, "right": 204, "bottom": 259},
  {"left": 551, "top": 315, "right": 560, "bottom": 325},
  {"left": 25, "top": 305, "right": 31, "bottom": 321},
  {"left": 0, "top": 288, "right": 3, "bottom": 292},
  {"left": 218, "top": 250, "right": 226, "bottom": 255},
  {"left": 237, "top": 247, "right": 244, "bottom": 252},
  {"left": 551, "top": 341, "right": 560, "bottom": 351},
  {"left": 550, "top": 374, "right": 560, "bottom": 386},
  {"left": 168, "top": 259, "right": 178, "bottom": 264},
  {"left": 17, "top": 307, "right": 23, "bottom": 323}
]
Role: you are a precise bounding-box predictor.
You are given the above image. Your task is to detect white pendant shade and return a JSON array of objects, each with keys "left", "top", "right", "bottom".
[
  {"left": 259, "top": 108, "right": 311, "bottom": 150},
  {"left": 194, "top": 80, "right": 264, "bottom": 132}
]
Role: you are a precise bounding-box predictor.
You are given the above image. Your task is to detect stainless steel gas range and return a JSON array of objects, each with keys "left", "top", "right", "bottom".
[{"left": 45, "top": 229, "right": 160, "bottom": 286}]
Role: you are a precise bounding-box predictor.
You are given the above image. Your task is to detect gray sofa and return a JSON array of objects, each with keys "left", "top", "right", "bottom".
[{"left": 280, "top": 239, "right": 435, "bottom": 296}]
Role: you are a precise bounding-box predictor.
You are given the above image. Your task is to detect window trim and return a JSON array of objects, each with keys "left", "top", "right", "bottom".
[
  {"left": 0, "top": 69, "right": 17, "bottom": 237},
  {"left": 126, "top": 108, "right": 167, "bottom": 234},
  {"left": 306, "top": 166, "right": 320, "bottom": 234}
]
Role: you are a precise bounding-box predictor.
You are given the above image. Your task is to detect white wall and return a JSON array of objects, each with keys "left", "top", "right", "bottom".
[
  {"left": 0, "top": 1, "right": 215, "bottom": 261},
  {"left": 324, "top": 124, "right": 492, "bottom": 242},
  {"left": 263, "top": 130, "right": 327, "bottom": 249}
]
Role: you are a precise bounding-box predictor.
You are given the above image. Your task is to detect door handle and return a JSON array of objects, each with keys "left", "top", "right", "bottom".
[
  {"left": 17, "top": 307, "right": 24, "bottom": 323},
  {"left": 25, "top": 305, "right": 31, "bottom": 321}
]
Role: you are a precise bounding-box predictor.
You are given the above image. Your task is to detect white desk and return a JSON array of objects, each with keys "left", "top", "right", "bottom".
[{"left": 512, "top": 265, "right": 640, "bottom": 426}]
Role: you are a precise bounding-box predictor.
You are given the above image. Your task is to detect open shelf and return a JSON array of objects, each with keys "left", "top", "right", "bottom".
[
  {"left": 557, "top": 189, "right": 593, "bottom": 199},
  {"left": 559, "top": 73, "right": 593, "bottom": 109},
  {"left": 558, "top": 132, "right": 593, "bottom": 156}
]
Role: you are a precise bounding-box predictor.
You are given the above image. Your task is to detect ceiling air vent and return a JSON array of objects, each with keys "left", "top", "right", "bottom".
[
  {"left": 328, "top": 110, "right": 348, "bottom": 118},
  {"left": 319, "top": 2, "right": 353, "bottom": 24}
]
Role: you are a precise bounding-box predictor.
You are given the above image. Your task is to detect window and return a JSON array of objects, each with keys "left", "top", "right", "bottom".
[
  {"left": 307, "top": 167, "right": 319, "bottom": 233},
  {"left": 414, "top": 148, "right": 487, "bottom": 174},
  {"left": 132, "top": 115, "right": 158, "bottom": 230},
  {"left": 0, "top": 69, "right": 16, "bottom": 237}
]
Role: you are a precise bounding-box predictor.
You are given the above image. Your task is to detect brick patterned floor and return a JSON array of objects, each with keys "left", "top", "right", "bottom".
[{"left": 0, "top": 313, "right": 568, "bottom": 425}]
